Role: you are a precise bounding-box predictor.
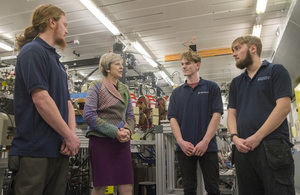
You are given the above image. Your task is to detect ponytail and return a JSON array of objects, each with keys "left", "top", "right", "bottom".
[
  {"left": 15, "top": 4, "right": 65, "bottom": 50},
  {"left": 15, "top": 26, "right": 39, "bottom": 50}
]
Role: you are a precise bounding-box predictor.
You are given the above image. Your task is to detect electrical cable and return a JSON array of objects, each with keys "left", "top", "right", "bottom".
[
  {"left": 136, "top": 153, "right": 155, "bottom": 164},
  {"left": 183, "top": 36, "right": 196, "bottom": 50},
  {"left": 2, "top": 98, "right": 13, "bottom": 110},
  {"left": 218, "top": 153, "right": 227, "bottom": 168},
  {"left": 105, "top": 35, "right": 112, "bottom": 52},
  {"left": 78, "top": 67, "right": 99, "bottom": 89},
  {"left": 171, "top": 71, "right": 181, "bottom": 76},
  {"left": 144, "top": 147, "right": 155, "bottom": 157},
  {"left": 151, "top": 145, "right": 156, "bottom": 155},
  {"left": 142, "top": 127, "right": 154, "bottom": 140},
  {"left": 124, "top": 51, "right": 162, "bottom": 67}
]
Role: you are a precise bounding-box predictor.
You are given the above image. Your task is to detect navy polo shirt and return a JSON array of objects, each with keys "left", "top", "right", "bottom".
[
  {"left": 228, "top": 60, "right": 292, "bottom": 141},
  {"left": 10, "top": 37, "right": 70, "bottom": 158},
  {"left": 168, "top": 78, "right": 223, "bottom": 152}
]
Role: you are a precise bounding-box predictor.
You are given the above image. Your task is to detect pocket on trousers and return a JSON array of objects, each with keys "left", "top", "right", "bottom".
[
  {"left": 263, "top": 139, "right": 294, "bottom": 185},
  {"left": 273, "top": 166, "right": 294, "bottom": 185}
]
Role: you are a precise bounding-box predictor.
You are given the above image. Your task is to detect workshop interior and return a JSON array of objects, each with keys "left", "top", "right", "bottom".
[{"left": 0, "top": 0, "right": 300, "bottom": 194}]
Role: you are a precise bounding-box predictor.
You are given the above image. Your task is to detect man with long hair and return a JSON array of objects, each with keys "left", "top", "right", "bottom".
[{"left": 9, "top": 4, "right": 80, "bottom": 195}]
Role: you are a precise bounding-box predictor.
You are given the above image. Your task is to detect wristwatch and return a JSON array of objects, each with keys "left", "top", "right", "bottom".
[{"left": 230, "top": 133, "right": 239, "bottom": 140}]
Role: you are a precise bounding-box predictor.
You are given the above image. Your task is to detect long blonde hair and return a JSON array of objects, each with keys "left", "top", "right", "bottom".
[{"left": 15, "top": 4, "right": 65, "bottom": 50}]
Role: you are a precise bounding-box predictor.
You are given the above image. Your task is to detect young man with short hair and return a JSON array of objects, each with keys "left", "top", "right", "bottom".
[
  {"left": 168, "top": 50, "right": 223, "bottom": 195},
  {"left": 228, "top": 35, "right": 294, "bottom": 194}
]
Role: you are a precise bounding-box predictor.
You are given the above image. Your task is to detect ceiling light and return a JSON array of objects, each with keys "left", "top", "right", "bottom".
[
  {"left": 252, "top": 24, "right": 262, "bottom": 37},
  {"left": 158, "top": 71, "right": 174, "bottom": 86},
  {"left": 132, "top": 42, "right": 158, "bottom": 67},
  {"left": 0, "top": 42, "right": 13, "bottom": 51},
  {"left": 256, "top": 0, "right": 268, "bottom": 14},
  {"left": 0, "top": 55, "right": 17, "bottom": 61},
  {"left": 2, "top": 33, "right": 14, "bottom": 39},
  {"left": 79, "top": 0, "right": 120, "bottom": 35},
  {"left": 275, "top": 27, "right": 280, "bottom": 37}
]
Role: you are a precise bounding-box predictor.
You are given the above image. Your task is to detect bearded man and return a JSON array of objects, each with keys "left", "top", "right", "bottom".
[
  {"left": 9, "top": 4, "right": 80, "bottom": 195},
  {"left": 227, "top": 35, "right": 295, "bottom": 195}
]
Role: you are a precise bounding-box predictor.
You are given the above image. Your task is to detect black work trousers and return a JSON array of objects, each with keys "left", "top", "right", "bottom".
[
  {"left": 176, "top": 151, "right": 220, "bottom": 195},
  {"left": 234, "top": 138, "right": 295, "bottom": 195}
]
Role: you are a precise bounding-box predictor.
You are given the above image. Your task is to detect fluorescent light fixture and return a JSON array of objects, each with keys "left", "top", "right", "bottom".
[
  {"left": 252, "top": 24, "right": 262, "bottom": 37},
  {"left": 0, "top": 42, "right": 13, "bottom": 51},
  {"left": 79, "top": 0, "right": 120, "bottom": 35},
  {"left": 132, "top": 41, "right": 158, "bottom": 67},
  {"left": 0, "top": 55, "right": 17, "bottom": 61},
  {"left": 132, "top": 42, "right": 150, "bottom": 57},
  {"left": 88, "top": 76, "right": 101, "bottom": 81},
  {"left": 2, "top": 33, "right": 14, "bottom": 39},
  {"left": 158, "top": 71, "right": 174, "bottom": 86},
  {"left": 256, "top": 0, "right": 268, "bottom": 14}
]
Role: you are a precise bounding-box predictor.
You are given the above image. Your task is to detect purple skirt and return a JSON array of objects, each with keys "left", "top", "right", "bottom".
[{"left": 89, "top": 136, "right": 133, "bottom": 187}]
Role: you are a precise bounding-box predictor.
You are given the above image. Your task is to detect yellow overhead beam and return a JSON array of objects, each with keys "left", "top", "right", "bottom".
[{"left": 164, "top": 48, "right": 233, "bottom": 62}]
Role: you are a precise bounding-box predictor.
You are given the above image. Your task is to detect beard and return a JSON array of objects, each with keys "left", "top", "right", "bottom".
[
  {"left": 53, "top": 26, "right": 67, "bottom": 51},
  {"left": 55, "top": 37, "right": 67, "bottom": 51},
  {"left": 236, "top": 49, "right": 253, "bottom": 69}
]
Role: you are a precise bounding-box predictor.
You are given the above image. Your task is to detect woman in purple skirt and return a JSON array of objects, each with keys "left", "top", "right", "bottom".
[{"left": 83, "top": 53, "right": 135, "bottom": 195}]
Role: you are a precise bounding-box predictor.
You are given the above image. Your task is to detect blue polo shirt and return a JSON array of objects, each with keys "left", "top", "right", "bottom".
[
  {"left": 228, "top": 60, "right": 292, "bottom": 141},
  {"left": 168, "top": 78, "right": 223, "bottom": 152},
  {"left": 9, "top": 37, "right": 70, "bottom": 158}
]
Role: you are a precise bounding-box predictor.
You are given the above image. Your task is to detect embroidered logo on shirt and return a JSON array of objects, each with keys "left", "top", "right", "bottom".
[
  {"left": 257, "top": 76, "right": 270, "bottom": 81},
  {"left": 198, "top": 91, "right": 209, "bottom": 94}
]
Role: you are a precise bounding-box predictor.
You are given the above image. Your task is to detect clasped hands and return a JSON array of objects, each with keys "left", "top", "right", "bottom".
[
  {"left": 233, "top": 134, "right": 262, "bottom": 153},
  {"left": 60, "top": 132, "right": 81, "bottom": 157},
  {"left": 179, "top": 139, "right": 209, "bottom": 157},
  {"left": 116, "top": 127, "right": 131, "bottom": 143}
]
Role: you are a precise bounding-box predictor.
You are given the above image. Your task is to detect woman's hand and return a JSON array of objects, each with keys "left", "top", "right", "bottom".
[{"left": 116, "top": 128, "right": 130, "bottom": 143}]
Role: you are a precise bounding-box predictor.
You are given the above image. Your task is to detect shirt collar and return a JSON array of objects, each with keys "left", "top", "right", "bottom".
[
  {"left": 35, "top": 37, "right": 61, "bottom": 61},
  {"left": 242, "top": 60, "right": 269, "bottom": 76},
  {"left": 183, "top": 77, "right": 204, "bottom": 88}
]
